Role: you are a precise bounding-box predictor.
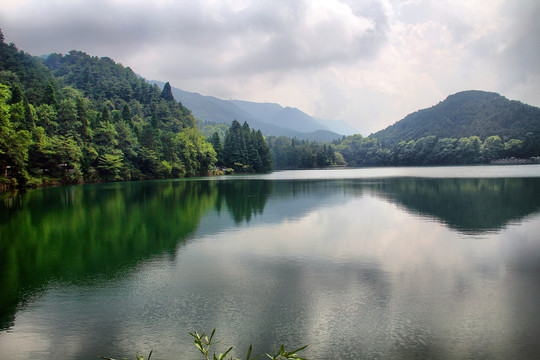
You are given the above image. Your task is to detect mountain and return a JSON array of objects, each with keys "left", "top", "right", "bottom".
[
  {"left": 0, "top": 34, "right": 229, "bottom": 188},
  {"left": 229, "top": 99, "right": 283, "bottom": 122},
  {"left": 313, "top": 117, "right": 359, "bottom": 137},
  {"left": 233, "top": 100, "right": 326, "bottom": 133},
  {"left": 369, "top": 90, "right": 540, "bottom": 144},
  {"left": 149, "top": 80, "right": 355, "bottom": 141}
]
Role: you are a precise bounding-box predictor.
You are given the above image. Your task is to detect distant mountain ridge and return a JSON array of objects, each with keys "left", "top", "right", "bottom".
[
  {"left": 370, "top": 90, "right": 540, "bottom": 144},
  {"left": 149, "top": 80, "right": 358, "bottom": 141}
]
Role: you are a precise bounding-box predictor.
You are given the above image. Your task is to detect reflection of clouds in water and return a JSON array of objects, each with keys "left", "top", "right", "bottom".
[
  {"left": 188, "top": 194, "right": 537, "bottom": 358},
  {"left": 2, "top": 177, "right": 540, "bottom": 359}
]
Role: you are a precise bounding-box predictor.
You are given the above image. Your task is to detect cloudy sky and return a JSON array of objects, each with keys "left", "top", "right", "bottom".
[{"left": 1, "top": 0, "right": 539, "bottom": 134}]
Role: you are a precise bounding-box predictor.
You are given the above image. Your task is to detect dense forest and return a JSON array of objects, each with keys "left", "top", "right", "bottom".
[
  {"left": 1, "top": 28, "right": 540, "bottom": 189},
  {"left": 334, "top": 133, "right": 538, "bottom": 167},
  {"left": 267, "top": 136, "right": 345, "bottom": 169},
  {"left": 371, "top": 91, "right": 540, "bottom": 145},
  {"left": 224, "top": 90, "right": 540, "bottom": 169},
  {"left": 209, "top": 120, "right": 272, "bottom": 173},
  {"left": 335, "top": 90, "right": 540, "bottom": 167},
  {"left": 0, "top": 30, "right": 272, "bottom": 190}
]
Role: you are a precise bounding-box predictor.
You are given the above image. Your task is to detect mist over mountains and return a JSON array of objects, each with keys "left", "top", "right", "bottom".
[{"left": 149, "top": 80, "right": 358, "bottom": 141}]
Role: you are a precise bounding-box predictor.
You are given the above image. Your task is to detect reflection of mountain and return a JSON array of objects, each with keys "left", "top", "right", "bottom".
[
  {"left": 0, "top": 178, "right": 277, "bottom": 330},
  {"left": 0, "top": 180, "right": 218, "bottom": 330},
  {"left": 366, "top": 177, "right": 540, "bottom": 234},
  {"left": 2, "top": 176, "right": 539, "bottom": 331}
]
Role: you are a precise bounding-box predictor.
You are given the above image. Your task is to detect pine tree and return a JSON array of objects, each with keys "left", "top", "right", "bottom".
[
  {"left": 76, "top": 97, "right": 92, "bottom": 141},
  {"left": 41, "top": 82, "right": 58, "bottom": 108},
  {"left": 151, "top": 111, "right": 159, "bottom": 129},
  {"left": 122, "top": 104, "right": 133, "bottom": 127},
  {"left": 210, "top": 131, "right": 223, "bottom": 166},
  {"left": 160, "top": 82, "right": 175, "bottom": 102},
  {"left": 9, "top": 84, "right": 24, "bottom": 105},
  {"left": 101, "top": 106, "right": 111, "bottom": 123},
  {"left": 22, "top": 99, "right": 35, "bottom": 131}
]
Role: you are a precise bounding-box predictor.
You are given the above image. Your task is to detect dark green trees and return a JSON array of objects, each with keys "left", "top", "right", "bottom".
[
  {"left": 220, "top": 120, "right": 272, "bottom": 173},
  {"left": 268, "top": 136, "right": 342, "bottom": 169},
  {"left": 0, "top": 35, "right": 222, "bottom": 189},
  {"left": 210, "top": 131, "right": 223, "bottom": 166},
  {"left": 335, "top": 133, "right": 536, "bottom": 167},
  {"left": 41, "top": 82, "right": 58, "bottom": 107},
  {"left": 160, "top": 82, "right": 175, "bottom": 102}
]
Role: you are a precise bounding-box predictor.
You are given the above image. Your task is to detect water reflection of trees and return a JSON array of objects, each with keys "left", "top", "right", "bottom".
[
  {"left": 2, "top": 176, "right": 539, "bottom": 330},
  {"left": 365, "top": 177, "right": 540, "bottom": 234},
  {"left": 0, "top": 178, "right": 273, "bottom": 330},
  {"left": 216, "top": 180, "right": 272, "bottom": 224},
  {"left": 0, "top": 180, "right": 218, "bottom": 330}
]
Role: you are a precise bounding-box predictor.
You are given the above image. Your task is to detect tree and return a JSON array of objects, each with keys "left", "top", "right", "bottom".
[
  {"left": 100, "top": 106, "right": 111, "bottom": 123},
  {"left": 57, "top": 98, "right": 79, "bottom": 136},
  {"left": 504, "top": 139, "right": 523, "bottom": 158},
  {"left": 93, "top": 119, "right": 118, "bottom": 150},
  {"left": 8, "top": 83, "right": 24, "bottom": 105},
  {"left": 76, "top": 97, "right": 92, "bottom": 141},
  {"left": 150, "top": 111, "right": 159, "bottom": 129},
  {"left": 0, "top": 84, "right": 32, "bottom": 186},
  {"left": 97, "top": 153, "right": 124, "bottom": 181},
  {"left": 428, "top": 138, "right": 457, "bottom": 164},
  {"left": 481, "top": 135, "right": 503, "bottom": 161},
  {"left": 222, "top": 120, "right": 247, "bottom": 171},
  {"left": 122, "top": 104, "right": 133, "bottom": 127},
  {"left": 36, "top": 103, "right": 58, "bottom": 135},
  {"left": 210, "top": 131, "right": 223, "bottom": 166},
  {"left": 254, "top": 130, "right": 272, "bottom": 172},
  {"left": 160, "top": 82, "right": 175, "bottom": 102},
  {"left": 41, "top": 82, "right": 58, "bottom": 108}
]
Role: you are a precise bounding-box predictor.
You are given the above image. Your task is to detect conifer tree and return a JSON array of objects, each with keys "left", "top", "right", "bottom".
[
  {"left": 160, "top": 82, "right": 175, "bottom": 102},
  {"left": 9, "top": 83, "right": 24, "bottom": 105},
  {"left": 210, "top": 131, "right": 223, "bottom": 166},
  {"left": 122, "top": 104, "right": 133, "bottom": 127},
  {"left": 41, "top": 82, "right": 58, "bottom": 108},
  {"left": 76, "top": 97, "right": 92, "bottom": 141},
  {"left": 151, "top": 111, "right": 159, "bottom": 129},
  {"left": 22, "top": 99, "right": 35, "bottom": 131}
]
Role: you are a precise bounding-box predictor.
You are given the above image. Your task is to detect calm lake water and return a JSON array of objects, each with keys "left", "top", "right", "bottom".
[{"left": 1, "top": 165, "right": 540, "bottom": 360}]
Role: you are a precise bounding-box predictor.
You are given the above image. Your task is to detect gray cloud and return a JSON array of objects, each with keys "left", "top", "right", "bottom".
[
  {"left": 497, "top": 1, "right": 540, "bottom": 86},
  {"left": 0, "top": 0, "right": 539, "bottom": 134},
  {"left": 1, "top": 1, "right": 387, "bottom": 76}
]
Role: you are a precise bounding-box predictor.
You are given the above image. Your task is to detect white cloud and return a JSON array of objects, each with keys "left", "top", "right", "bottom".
[{"left": 0, "top": 0, "right": 539, "bottom": 135}]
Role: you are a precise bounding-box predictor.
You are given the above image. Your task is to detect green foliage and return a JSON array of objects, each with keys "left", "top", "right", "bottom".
[
  {"left": 97, "top": 153, "right": 124, "bottom": 181},
  {"left": 41, "top": 82, "right": 58, "bottom": 107},
  {"left": 0, "top": 33, "right": 235, "bottom": 188},
  {"left": 0, "top": 33, "right": 56, "bottom": 104},
  {"left": 210, "top": 131, "right": 224, "bottom": 166},
  {"left": 335, "top": 133, "right": 538, "bottom": 166},
  {"left": 102, "top": 330, "right": 309, "bottom": 360},
  {"left": 221, "top": 120, "right": 273, "bottom": 173},
  {"left": 160, "top": 81, "right": 175, "bottom": 102},
  {"left": 189, "top": 329, "right": 309, "bottom": 360},
  {"left": 268, "top": 136, "right": 340, "bottom": 169},
  {"left": 370, "top": 90, "right": 540, "bottom": 155}
]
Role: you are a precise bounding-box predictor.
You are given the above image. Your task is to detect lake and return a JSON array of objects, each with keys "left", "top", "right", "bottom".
[{"left": 1, "top": 165, "right": 540, "bottom": 359}]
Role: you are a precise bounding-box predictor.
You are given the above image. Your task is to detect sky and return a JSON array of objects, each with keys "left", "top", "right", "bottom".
[{"left": 1, "top": 0, "right": 539, "bottom": 135}]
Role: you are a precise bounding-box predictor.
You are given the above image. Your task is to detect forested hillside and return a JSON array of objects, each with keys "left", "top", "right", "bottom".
[
  {"left": 2, "top": 28, "right": 539, "bottom": 184},
  {"left": 0, "top": 30, "right": 272, "bottom": 190},
  {"left": 151, "top": 80, "right": 347, "bottom": 141},
  {"left": 335, "top": 91, "right": 540, "bottom": 167},
  {"left": 371, "top": 91, "right": 540, "bottom": 145}
]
